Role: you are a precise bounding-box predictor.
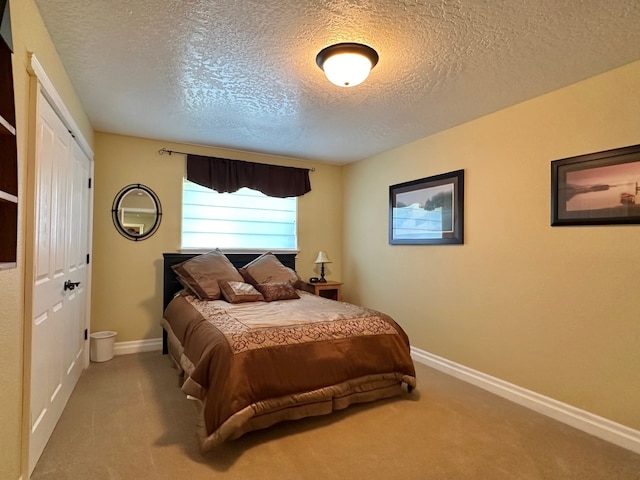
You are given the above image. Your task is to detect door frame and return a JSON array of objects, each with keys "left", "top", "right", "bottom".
[{"left": 22, "top": 53, "right": 94, "bottom": 476}]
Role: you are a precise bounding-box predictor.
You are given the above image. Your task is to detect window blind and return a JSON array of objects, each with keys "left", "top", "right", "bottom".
[{"left": 181, "top": 180, "right": 297, "bottom": 250}]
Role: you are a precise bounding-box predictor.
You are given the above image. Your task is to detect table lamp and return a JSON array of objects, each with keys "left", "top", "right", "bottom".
[{"left": 314, "top": 251, "right": 332, "bottom": 283}]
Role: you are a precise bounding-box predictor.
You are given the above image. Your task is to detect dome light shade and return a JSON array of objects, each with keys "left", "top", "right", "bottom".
[{"left": 316, "top": 43, "right": 379, "bottom": 88}]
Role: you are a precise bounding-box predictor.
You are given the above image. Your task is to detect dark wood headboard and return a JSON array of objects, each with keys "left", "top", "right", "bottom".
[{"left": 162, "top": 252, "right": 297, "bottom": 353}]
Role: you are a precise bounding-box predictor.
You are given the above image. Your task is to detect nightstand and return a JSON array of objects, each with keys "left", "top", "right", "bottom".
[{"left": 301, "top": 281, "right": 342, "bottom": 301}]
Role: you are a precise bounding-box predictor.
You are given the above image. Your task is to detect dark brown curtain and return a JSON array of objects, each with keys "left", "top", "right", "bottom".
[{"left": 186, "top": 154, "right": 311, "bottom": 198}]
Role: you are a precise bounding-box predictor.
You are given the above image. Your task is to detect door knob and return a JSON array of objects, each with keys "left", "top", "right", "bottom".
[{"left": 64, "top": 280, "right": 81, "bottom": 291}]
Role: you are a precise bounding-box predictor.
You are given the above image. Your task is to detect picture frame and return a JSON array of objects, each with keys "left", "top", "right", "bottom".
[
  {"left": 389, "top": 169, "right": 464, "bottom": 245},
  {"left": 551, "top": 144, "right": 640, "bottom": 226}
]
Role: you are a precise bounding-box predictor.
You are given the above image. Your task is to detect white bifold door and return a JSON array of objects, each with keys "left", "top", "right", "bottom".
[{"left": 28, "top": 89, "right": 92, "bottom": 474}]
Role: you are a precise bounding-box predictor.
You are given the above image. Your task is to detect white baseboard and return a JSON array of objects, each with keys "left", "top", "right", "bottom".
[
  {"left": 411, "top": 346, "right": 640, "bottom": 454},
  {"left": 114, "top": 338, "right": 163, "bottom": 356}
]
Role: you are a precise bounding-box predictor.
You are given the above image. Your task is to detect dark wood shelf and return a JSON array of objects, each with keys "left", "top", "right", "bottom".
[
  {"left": 0, "top": 42, "right": 14, "bottom": 127},
  {"left": 0, "top": 129, "right": 17, "bottom": 196},
  {"left": 0, "top": 27, "right": 16, "bottom": 268},
  {"left": 0, "top": 196, "right": 17, "bottom": 264}
]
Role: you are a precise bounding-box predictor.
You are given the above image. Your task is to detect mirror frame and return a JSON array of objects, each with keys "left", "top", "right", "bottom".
[{"left": 111, "top": 184, "right": 162, "bottom": 241}]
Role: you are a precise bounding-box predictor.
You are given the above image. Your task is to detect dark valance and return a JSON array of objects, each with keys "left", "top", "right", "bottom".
[{"left": 186, "top": 154, "right": 311, "bottom": 198}]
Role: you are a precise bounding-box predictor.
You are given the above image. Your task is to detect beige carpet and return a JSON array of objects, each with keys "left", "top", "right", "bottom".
[{"left": 31, "top": 351, "right": 640, "bottom": 480}]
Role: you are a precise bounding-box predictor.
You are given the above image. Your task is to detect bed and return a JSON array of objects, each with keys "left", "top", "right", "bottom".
[{"left": 162, "top": 251, "right": 416, "bottom": 452}]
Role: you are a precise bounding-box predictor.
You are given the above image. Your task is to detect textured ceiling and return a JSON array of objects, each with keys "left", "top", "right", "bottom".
[{"left": 35, "top": 0, "right": 640, "bottom": 164}]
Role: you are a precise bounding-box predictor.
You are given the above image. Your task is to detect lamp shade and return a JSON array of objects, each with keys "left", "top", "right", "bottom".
[
  {"left": 314, "top": 251, "right": 331, "bottom": 264},
  {"left": 316, "top": 43, "right": 379, "bottom": 88}
]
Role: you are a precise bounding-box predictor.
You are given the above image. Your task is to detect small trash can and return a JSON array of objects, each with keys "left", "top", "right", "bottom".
[{"left": 90, "top": 331, "right": 117, "bottom": 362}]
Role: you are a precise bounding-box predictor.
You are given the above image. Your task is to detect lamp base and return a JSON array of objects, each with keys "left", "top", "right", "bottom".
[{"left": 319, "top": 263, "right": 327, "bottom": 282}]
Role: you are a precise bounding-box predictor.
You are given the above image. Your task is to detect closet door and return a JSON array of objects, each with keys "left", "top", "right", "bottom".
[{"left": 29, "top": 90, "right": 91, "bottom": 473}]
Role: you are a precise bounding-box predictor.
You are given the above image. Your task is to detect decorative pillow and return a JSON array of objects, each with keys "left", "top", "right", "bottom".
[
  {"left": 219, "top": 281, "right": 264, "bottom": 304},
  {"left": 255, "top": 282, "right": 300, "bottom": 302},
  {"left": 176, "top": 275, "right": 195, "bottom": 294},
  {"left": 171, "top": 249, "right": 244, "bottom": 300},
  {"left": 239, "top": 252, "right": 302, "bottom": 288}
]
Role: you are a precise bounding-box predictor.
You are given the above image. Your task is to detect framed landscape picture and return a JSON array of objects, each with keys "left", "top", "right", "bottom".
[
  {"left": 551, "top": 144, "right": 640, "bottom": 226},
  {"left": 389, "top": 169, "right": 464, "bottom": 245}
]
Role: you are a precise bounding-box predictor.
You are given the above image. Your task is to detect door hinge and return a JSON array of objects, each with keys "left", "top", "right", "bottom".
[
  {"left": 84, "top": 329, "right": 88, "bottom": 340},
  {"left": 88, "top": 178, "right": 92, "bottom": 188},
  {"left": 86, "top": 253, "right": 90, "bottom": 264}
]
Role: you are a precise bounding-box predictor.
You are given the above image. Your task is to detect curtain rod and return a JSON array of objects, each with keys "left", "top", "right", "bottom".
[{"left": 158, "top": 147, "right": 315, "bottom": 171}]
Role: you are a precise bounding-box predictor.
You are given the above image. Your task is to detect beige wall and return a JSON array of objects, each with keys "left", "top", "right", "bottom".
[
  {"left": 91, "top": 133, "right": 343, "bottom": 341},
  {"left": 343, "top": 60, "right": 640, "bottom": 430},
  {"left": 0, "top": 0, "right": 94, "bottom": 478}
]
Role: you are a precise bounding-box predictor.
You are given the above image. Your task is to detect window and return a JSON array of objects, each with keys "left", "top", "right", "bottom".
[{"left": 181, "top": 179, "right": 297, "bottom": 250}]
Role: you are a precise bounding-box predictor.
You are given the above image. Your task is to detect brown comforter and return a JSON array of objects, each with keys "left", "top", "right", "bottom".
[{"left": 163, "top": 290, "right": 416, "bottom": 452}]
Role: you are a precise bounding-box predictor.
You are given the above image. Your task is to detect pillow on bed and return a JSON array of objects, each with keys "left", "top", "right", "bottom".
[
  {"left": 176, "top": 275, "right": 195, "bottom": 295},
  {"left": 171, "top": 249, "right": 244, "bottom": 300},
  {"left": 255, "top": 282, "right": 300, "bottom": 302},
  {"left": 219, "top": 281, "right": 264, "bottom": 303},
  {"left": 239, "top": 252, "right": 302, "bottom": 288}
]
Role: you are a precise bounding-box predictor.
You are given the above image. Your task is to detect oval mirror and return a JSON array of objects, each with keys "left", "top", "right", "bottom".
[{"left": 111, "top": 184, "right": 162, "bottom": 241}]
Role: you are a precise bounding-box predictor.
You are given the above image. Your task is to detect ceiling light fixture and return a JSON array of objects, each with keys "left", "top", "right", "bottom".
[{"left": 316, "top": 43, "right": 379, "bottom": 88}]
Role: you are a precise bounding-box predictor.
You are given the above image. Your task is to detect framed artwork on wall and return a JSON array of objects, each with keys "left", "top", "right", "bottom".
[
  {"left": 551, "top": 144, "right": 640, "bottom": 226},
  {"left": 389, "top": 169, "right": 464, "bottom": 245}
]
